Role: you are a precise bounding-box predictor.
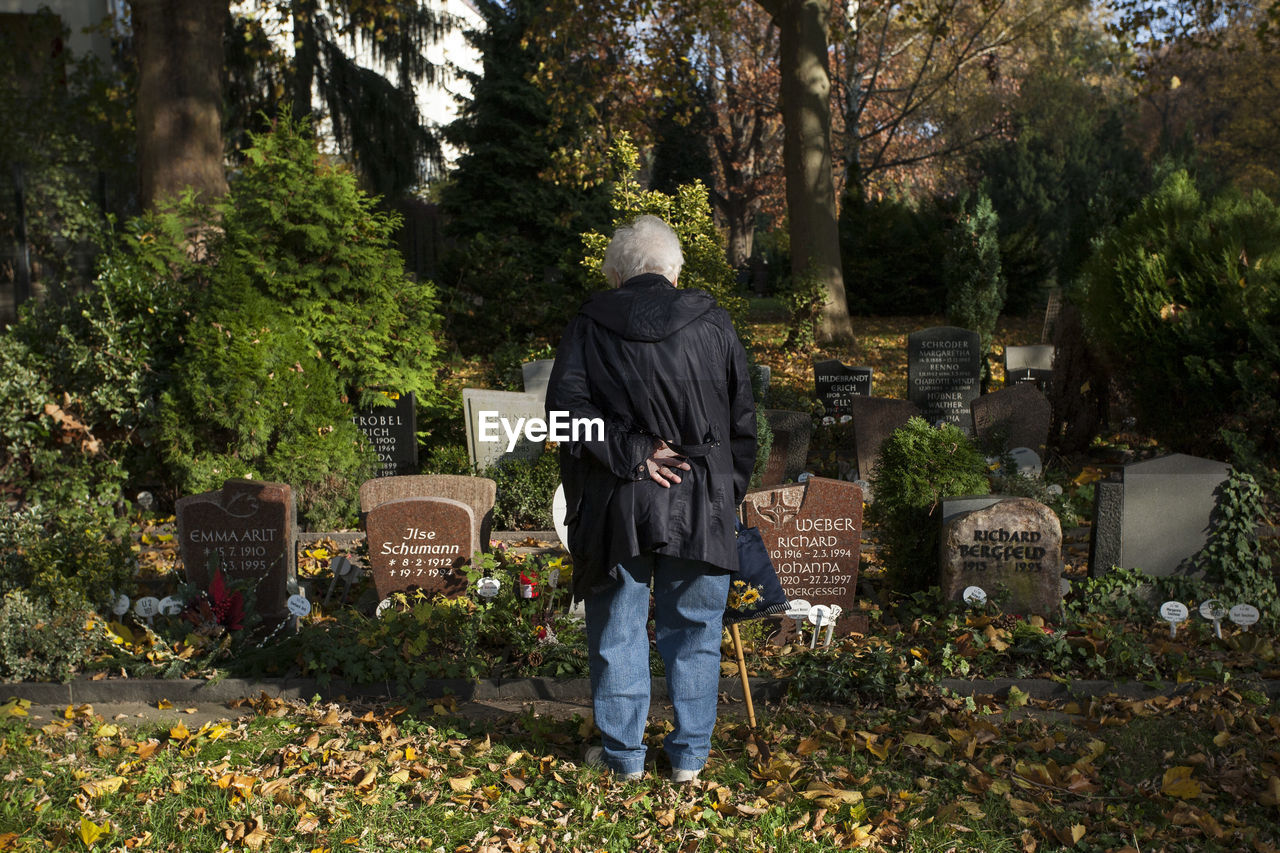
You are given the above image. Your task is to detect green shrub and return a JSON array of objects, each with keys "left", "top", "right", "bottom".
[
  {"left": 780, "top": 270, "right": 826, "bottom": 350},
  {"left": 1194, "top": 470, "right": 1277, "bottom": 625},
  {"left": 489, "top": 452, "right": 562, "bottom": 530},
  {"left": 867, "top": 418, "right": 990, "bottom": 594},
  {"left": 1082, "top": 170, "right": 1280, "bottom": 475},
  {"left": 839, "top": 190, "right": 950, "bottom": 316},
  {"left": 0, "top": 592, "right": 108, "bottom": 683},
  {"left": 0, "top": 503, "right": 133, "bottom": 612},
  {"left": 2, "top": 211, "right": 195, "bottom": 504},
  {"left": 159, "top": 116, "right": 446, "bottom": 528},
  {"left": 944, "top": 192, "right": 1006, "bottom": 378}
]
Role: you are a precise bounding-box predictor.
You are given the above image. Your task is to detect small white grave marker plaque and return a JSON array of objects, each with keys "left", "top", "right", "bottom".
[
  {"left": 158, "top": 596, "right": 183, "bottom": 616},
  {"left": 287, "top": 594, "right": 311, "bottom": 617},
  {"left": 963, "top": 586, "right": 987, "bottom": 606},
  {"left": 1200, "top": 599, "right": 1228, "bottom": 638},
  {"left": 112, "top": 594, "right": 130, "bottom": 616},
  {"left": 1229, "top": 603, "right": 1260, "bottom": 631},
  {"left": 134, "top": 597, "right": 160, "bottom": 622},
  {"left": 375, "top": 598, "right": 393, "bottom": 618},
  {"left": 477, "top": 577, "right": 502, "bottom": 599},
  {"left": 1160, "top": 600, "right": 1189, "bottom": 637}
]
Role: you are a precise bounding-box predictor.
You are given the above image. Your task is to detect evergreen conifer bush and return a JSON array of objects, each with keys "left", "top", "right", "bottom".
[
  {"left": 160, "top": 116, "right": 445, "bottom": 528},
  {"left": 1082, "top": 170, "right": 1280, "bottom": 475},
  {"left": 867, "top": 418, "right": 990, "bottom": 594},
  {"left": 944, "top": 193, "right": 1006, "bottom": 380}
]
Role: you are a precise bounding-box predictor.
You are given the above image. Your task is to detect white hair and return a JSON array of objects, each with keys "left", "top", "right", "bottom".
[{"left": 601, "top": 215, "right": 684, "bottom": 287}]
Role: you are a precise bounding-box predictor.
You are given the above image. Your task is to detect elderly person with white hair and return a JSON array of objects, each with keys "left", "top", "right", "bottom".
[{"left": 546, "top": 215, "right": 757, "bottom": 783}]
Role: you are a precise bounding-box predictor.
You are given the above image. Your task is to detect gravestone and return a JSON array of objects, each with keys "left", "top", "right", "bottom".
[
  {"left": 1005, "top": 345, "right": 1055, "bottom": 391},
  {"left": 970, "top": 384, "right": 1051, "bottom": 456},
  {"left": 462, "top": 388, "right": 548, "bottom": 471},
  {"left": 940, "top": 497, "right": 1062, "bottom": 617},
  {"left": 761, "top": 409, "right": 813, "bottom": 486},
  {"left": 175, "top": 479, "right": 297, "bottom": 631},
  {"left": 352, "top": 392, "right": 417, "bottom": 477},
  {"left": 522, "top": 359, "right": 556, "bottom": 398},
  {"left": 742, "top": 477, "right": 862, "bottom": 629},
  {"left": 940, "top": 494, "right": 1006, "bottom": 528},
  {"left": 849, "top": 397, "right": 920, "bottom": 481},
  {"left": 908, "top": 326, "right": 982, "bottom": 433},
  {"left": 365, "top": 497, "right": 476, "bottom": 600},
  {"left": 359, "top": 474, "right": 497, "bottom": 548},
  {"left": 753, "top": 364, "right": 772, "bottom": 405},
  {"left": 1088, "top": 453, "right": 1231, "bottom": 577},
  {"left": 813, "top": 359, "right": 872, "bottom": 415}
]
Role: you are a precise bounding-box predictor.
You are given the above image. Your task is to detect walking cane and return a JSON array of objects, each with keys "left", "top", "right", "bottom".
[{"left": 729, "top": 622, "right": 756, "bottom": 727}]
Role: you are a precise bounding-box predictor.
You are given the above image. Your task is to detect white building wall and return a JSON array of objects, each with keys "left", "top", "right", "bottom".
[{"left": 230, "top": 0, "right": 483, "bottom": 179}]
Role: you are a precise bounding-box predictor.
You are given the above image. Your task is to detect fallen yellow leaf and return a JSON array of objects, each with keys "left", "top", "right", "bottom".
[
  {"left": 0, "top": 699, "right": 30, "bottom": 718},
  {"left": 77, "top": 816, "right": 111, "bottom": 847},
  {"left": 80, "top": 776, "right": 127, "bottom": 798},
  {"left": 1161, "top": 766, "right": 1202, "bottom": 799}
]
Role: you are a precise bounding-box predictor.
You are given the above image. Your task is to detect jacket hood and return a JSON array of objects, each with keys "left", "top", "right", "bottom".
[{"left": 579, "top": 274, "right": 716, "bottom": 342}]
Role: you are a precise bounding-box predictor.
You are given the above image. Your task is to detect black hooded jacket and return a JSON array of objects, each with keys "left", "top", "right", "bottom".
[{"left": 547, "top": 274, "right": 757, "bottom": 597}]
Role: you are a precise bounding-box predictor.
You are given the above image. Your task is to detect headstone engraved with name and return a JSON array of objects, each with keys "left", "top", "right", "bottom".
[
  {"left": 742, "top": 477, "right": 862, "bottom": 629},
  {"left": 813, "top": 360, "right": 872, "bottom": 415},
  {"left": 352, "top": 392, "right": 418, "bottom": 477},
  {"left": 908, "top": 326, "right": 981, "bottom": 434},
  {"left": 849, "top": 397, "right": 921, "bottom": 481},
  {"left": 176, "top": 479, "right": 297, "bottom": 630},
  {"left": 359, "top": 474, "right": 497, "bottom": 547},
  {"left": 462, "top": 388, "right": 547, "bottom": 471},
  {"left": 940, "top": 497, "right": 1062, "bottom": 617},
  {"left": 365, "top": 497, "right": 477, "bottom": 600}
]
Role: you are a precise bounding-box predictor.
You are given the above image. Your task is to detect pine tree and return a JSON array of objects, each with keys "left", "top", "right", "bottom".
[{"left": 944, "top": 192, "right": 1006, "bottom": 379}]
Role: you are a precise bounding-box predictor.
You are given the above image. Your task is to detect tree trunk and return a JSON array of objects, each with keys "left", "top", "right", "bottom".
[
  {"left": 291, "top": 0, "right": 318, "bottom": 121},
  {"left": 762, "top": 0, "right": 853, "bottom": 344},
  {"left": 134, "top": 0, "right": 229, "bottom": 210}
]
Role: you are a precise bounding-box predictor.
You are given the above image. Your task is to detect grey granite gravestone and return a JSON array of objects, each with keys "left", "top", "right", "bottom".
[
  {"left": 742, "top": 477, "right": 862, "bottom": 628},
  {"left": 761, "top": 409, "right": 813, "bottom": 486},
  {"left": 1005, "top": 345, "right": 1055, "bottom": 391},
  {"left": 908, "top": 326, "right": 981, "bottom": 433},
  {"left": 522, "top": 359, "right": 556, "bottom": 398},
  {"left": 462, "top": 388, "right": 548, "bottom": 471},
  {"left": 359, "top": 474, "right": 497, "bottom": 548},
  {"left": 352, "top": 392, "right": 417, "bottom": 477},
  {"left": 813, "top": 359, "right": 873, "bottom": 415},
  {"left": 970, "top": 384, "right": 1051, "bottom": 456},
  {"left": 849, "top": 397, "right": 921, "bottom": 481},
  {"left": 175, "top": 479, "right": 297, "bottom": 632},
  {"left": 365, "top": 497, "right": 476, "bottom": 600},
  {"left": 940, "top": 497, "right": 1062, "bottom": 617},
  {"left": 1088, "top": 453, "right": 1231, "bottom": 577}
]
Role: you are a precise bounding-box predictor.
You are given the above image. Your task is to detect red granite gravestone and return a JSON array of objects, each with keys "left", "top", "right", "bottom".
[
  {"left": 365, "top": 497, "right": 476, "bottom": 600},
  {"left": 359, "top": 474, "right": 497, "bottom": 547},
  {"left": 742, "top": 476, "right": 863, "bottom": 633},
  {"left": 939, "top": 497, "right": 1062, "bottom": 617},
  {"left": 175, "top": 479, "right": 297, "bottom": 630}
]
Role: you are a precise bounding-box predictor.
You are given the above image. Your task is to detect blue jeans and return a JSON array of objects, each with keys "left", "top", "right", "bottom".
[{"left": 584, "top": 552, "right": 730, "bottom": 776}]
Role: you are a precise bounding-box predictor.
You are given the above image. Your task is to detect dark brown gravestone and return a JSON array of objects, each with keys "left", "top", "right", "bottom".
[
  {"left": 742, "top": 477, "right": 863, "bottom": 632},
  {"left": 365, "top": 497, "right": 476, "bottom": 600},
  {"left": 761, "top": 410, "right": 813, "bottom": 486},
  {"left": 176, "top": 479, "right": 297, "bottom": 630},
  {"left": 939, "top": 497, "right": 1062, "bottom": 618},
  {"left": 359, "top": 474, "right": 497, "bottom": 547},
  {"left": 849, "top": 397, "right": 920, "bottom": 481},
  {"left": 970, "top": 384, "right": 1052, "bottom": 457}
]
